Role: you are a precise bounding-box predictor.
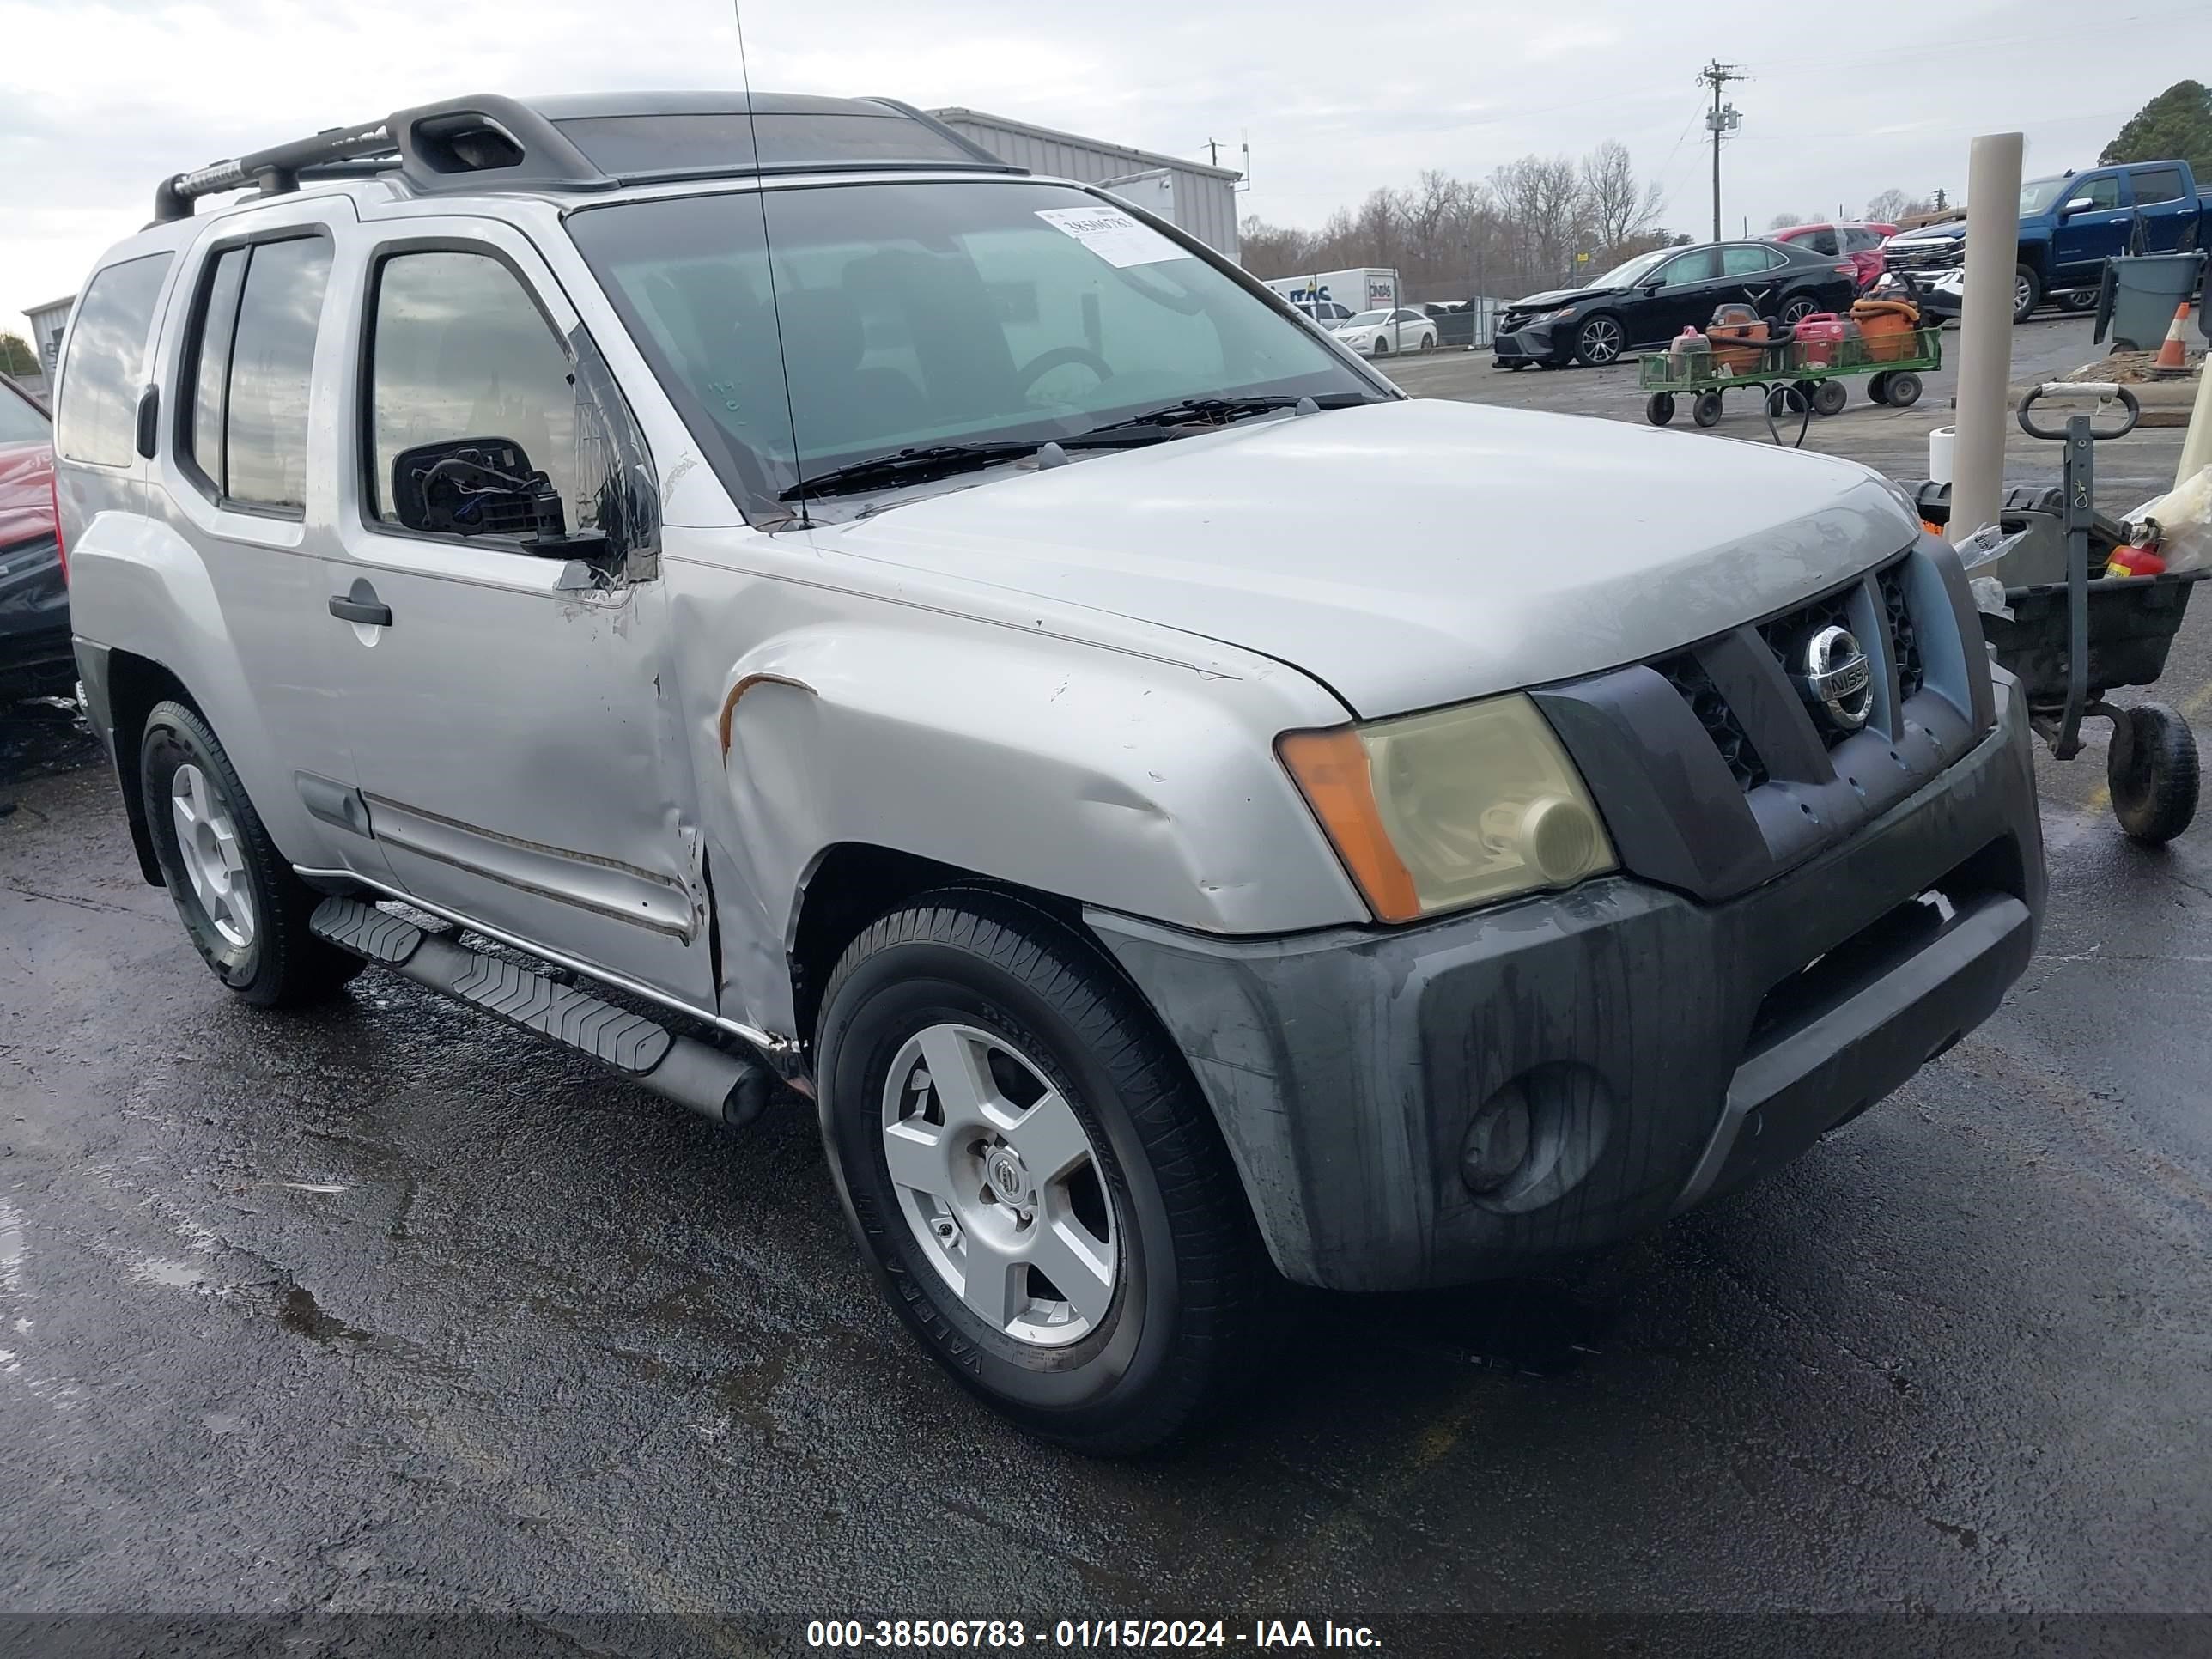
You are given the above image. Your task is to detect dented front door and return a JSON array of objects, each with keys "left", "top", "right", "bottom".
[{"left": 325, "top": 220, "right": 714, "bottom": 1005}]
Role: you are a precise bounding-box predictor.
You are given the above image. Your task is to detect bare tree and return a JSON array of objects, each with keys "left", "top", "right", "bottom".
[
  {"left": 1583, "top": 141, "right": 1667, "bottom": 260},
  {"left": 1863, "top": 187, "right": 1932, "bottom": 224},
  {"left": 1768, "top": 210, "right": 1808, "bottom": 231}
]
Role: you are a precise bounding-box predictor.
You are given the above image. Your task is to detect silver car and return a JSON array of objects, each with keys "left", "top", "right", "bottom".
[{"left": 53, "top": 92, "right": 2045, "bottom": 1452}]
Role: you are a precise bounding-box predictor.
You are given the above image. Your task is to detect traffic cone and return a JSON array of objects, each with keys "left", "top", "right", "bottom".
[{"left": 2150, "top": 301, "right": 2193, "bottom": 379}]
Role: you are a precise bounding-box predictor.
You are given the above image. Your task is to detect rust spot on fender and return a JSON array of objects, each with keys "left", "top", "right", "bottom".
[{"left": 718, "top": 672, "right": 814, "bottom": 759}]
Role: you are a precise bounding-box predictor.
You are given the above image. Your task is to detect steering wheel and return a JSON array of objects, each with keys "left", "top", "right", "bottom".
[{"left": 1017, "top": 345, "right": 1115, "bottom": 394}]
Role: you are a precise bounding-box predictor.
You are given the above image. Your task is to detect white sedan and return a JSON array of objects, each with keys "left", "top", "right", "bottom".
[{"left": 1331, "top": 307, "right": 1437, "bottom": 356}]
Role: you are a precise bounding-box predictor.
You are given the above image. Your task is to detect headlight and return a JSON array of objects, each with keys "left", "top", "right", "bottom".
[
  {"left": 1534, "top": 307, "right": 1576, "bottom": 323},
  {"left": 1278, "top": 695, "right": 1616, "bottom": 923}
]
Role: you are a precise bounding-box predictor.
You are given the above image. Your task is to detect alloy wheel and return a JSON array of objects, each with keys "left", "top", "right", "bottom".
[
  {"left": 880, "top": 1022, "right": 1118, "bottom": 1347},
  {"left": 1580, "top": 317, "right": 1622, "bottom": 363},
  {"left": 169, "top": 762, "right": 255, "bottom": 950}
]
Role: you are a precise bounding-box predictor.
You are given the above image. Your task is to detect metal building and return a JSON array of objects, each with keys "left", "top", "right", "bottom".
[
  {"left": 928, "top": 109, "right": 1242, "bottom": 263},
  {"left": 22, "top": 295, "right": 75, "bottom": 379}
]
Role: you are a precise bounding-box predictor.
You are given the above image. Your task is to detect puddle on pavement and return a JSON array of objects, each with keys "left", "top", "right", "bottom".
[
  {"left": 1333, "top": 1273, "right": 1625, "bottom": 1380},
  {"left": 129, "top": 1256, "right": 214, "bottom": 1290},
  {"left": 276, "top": 1284, "right": 371, "bottom": 1347}
]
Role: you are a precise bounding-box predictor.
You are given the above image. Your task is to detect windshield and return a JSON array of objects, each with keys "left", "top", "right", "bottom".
[
  {"left": 0, "top": 384, "right": 49, "bottom": 445},
  {"left": 1588, "top": 249, "right": 1669, "bottom": 289},
  {"left": 1344, "top": 310, "right": 1389, "bottom": 325},
  {"left": 568, "top": 179, "right": 1381, "bottom": 516},
  {"left": 2020, "top": 177, "right": 2072, "bottom": 215}
]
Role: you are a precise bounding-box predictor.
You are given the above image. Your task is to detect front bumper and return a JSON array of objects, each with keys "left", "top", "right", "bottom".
[
  {"left": 1492, "top": 321, "right": 1566, "bottom": 364},
  {"left": 1087, "top": 678, "right": 2044, "bottom": 1291}
]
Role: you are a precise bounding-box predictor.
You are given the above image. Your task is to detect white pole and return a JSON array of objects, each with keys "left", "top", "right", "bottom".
[{"left": 1949, "top": 133, "right": 2024, "bottom": 537}]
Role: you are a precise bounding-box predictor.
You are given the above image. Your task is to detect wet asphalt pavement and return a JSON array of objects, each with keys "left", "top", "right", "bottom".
[{"left": 6, "top": 342, "right": 2212, "bottom": 1651}]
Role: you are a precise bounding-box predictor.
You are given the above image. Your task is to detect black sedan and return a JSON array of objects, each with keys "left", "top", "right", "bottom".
[{"left": 1492, "top": 240, "right": 1859, "bottom": 368}]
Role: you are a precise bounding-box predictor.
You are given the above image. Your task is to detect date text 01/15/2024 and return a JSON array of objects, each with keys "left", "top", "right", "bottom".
[{"left": 804, "top": 1619, "right": 1384, "bottom": 1649}]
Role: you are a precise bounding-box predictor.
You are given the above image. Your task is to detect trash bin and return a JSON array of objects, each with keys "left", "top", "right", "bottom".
[{"left": 2095, "top": 252, "right": 2209, "bottom": 350}]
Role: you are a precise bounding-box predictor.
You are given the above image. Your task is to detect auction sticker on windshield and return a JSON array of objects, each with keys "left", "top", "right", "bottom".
[{"left": 1035, "top": 205, "right": 1184, "bottom": 268}]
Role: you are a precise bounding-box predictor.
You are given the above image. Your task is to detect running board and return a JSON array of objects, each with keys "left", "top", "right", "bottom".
[{"left": 310, "top": 896, "right": 774, "bottom": 1128}]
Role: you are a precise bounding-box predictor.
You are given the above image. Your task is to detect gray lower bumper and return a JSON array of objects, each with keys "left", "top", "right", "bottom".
[{"left": 1086, "top": 679, "right": 2045, "bottom": 1292}]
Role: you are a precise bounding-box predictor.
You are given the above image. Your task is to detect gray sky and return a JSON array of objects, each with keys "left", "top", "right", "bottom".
[{"left": 4, "top": 0, "right": 2200, "bottom": 337}]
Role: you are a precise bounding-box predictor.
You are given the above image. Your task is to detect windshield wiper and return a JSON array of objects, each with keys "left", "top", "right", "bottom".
[
  {"left": 1077, "top": 391, "right": 1374, "bottom": 440},
  {"left": 781, "top": 428, "right": 1176, "bottom": 502}
]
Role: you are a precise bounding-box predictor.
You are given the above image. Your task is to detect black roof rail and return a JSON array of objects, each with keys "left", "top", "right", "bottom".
[{"left": 153, "top": 90, "right": 1024, "bottom": 222}]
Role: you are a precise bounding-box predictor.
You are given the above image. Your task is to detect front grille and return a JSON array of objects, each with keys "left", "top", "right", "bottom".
[
  {"left": 1757, "top": 586, "right": 1858, "bottom": 753},
  {"left": 1657, "top": 653, "right": 1769, "bottom": 790},
  {"left": 1888, "top": 241, "right": 1960, "bottom": 270},
  {"left": 1878, "top": 563, "right": 1924, "bottom": 699}
]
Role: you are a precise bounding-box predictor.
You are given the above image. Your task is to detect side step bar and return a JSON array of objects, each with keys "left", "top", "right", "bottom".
[{"left": 310, "top": 896, "right": 775, "bottom": 1128}]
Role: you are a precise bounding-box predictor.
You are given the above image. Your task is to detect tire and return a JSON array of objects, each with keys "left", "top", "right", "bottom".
[
  {"left": 2013, "top": 264, "right": 2042, "bottom": 324},
  {"left": 1813, "top": 379, "right": 1850, "bottom": 416},
  {"left": 1692, "top": 391, "right": 1725, "bottom": 428},
  {"left": 138, "top": 700, "right": 363, "bottom": 1008},
  {"left": 1370, "top": 334, "right": 1390, "bottom": 358},
  {"left": 1867, "top": 371, "right": 1892, "bottom": 404},
  {"left": 815, "top": 890, "right": 1282, "bottom": 1455},
  {"left": 2108, "top": 703, "right": 2199, "bottom": 845},
  {"left": 1646, "top": 392, "right": 1676, "bottom": 427},
  {"left": 1572, "top": 313, "right": 1625, "bottom": 367},
  {"left": 1767, "top": 384, "right": 1808, "bottom": 417},
  {"left": 1779, "top": 295, "right": 1820, "bottom": 327},
  {"left": 2059, "top": 289, "right": 2099, "bottom": 313},
  {"left": 1419, "top": 332, "right": 1436, "bottom": 352},
  {"left": 1884, "top": 371, "right": 1923, "bottom": 408}
]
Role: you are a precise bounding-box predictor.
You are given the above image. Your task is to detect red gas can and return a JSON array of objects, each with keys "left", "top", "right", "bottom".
[{"left": 1790, "top": 313, "right": 1846, "bottom": 367}]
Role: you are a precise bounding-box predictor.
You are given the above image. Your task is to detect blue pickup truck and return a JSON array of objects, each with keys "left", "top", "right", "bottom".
[{"left": 1884, "top": 159, "right": 2208, "bottom": 321}]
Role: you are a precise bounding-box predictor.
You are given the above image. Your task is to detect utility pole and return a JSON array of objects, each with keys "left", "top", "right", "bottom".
[{"left": 1698, "top": 60, "right": 1743, "bottom": 242}]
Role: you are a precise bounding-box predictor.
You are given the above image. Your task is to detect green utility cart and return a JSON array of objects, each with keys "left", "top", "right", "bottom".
[{"left": 1639, "top": 326, "right": 1943, "bottom": 428}]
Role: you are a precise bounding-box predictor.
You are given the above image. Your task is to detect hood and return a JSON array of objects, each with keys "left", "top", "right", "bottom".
[
  {"left": 0, "top": 441, "right": 55, "bottom": 550},
  {"left": 1506, "top": 285, "right": 1619, "bottom": 312},
  {"left": 815, "top": 398, "right": 1922, "bottom": 719},
  {"left": 1890, "top": 223, "right": 1964, "bottom": 244}
]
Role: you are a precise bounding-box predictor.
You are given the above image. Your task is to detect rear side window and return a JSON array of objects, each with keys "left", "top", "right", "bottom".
[
  {"left": 2130, "top": 167, "right": 2185, "bottom": 205},
  {"left": 191, "top": 238, "right": 331, "bottom": 511},
  {"left": 54, "top": 252, "right": 173, "bottom": 467},
  {"left": 364, "top": 250, "right": 583, "bottom": 529},
  {"left": 1720, "top": 245, "right": 1781, "bottom": 276},
  {"left": 1802, "top": 228, "right": 1839, "bottom": 257}
]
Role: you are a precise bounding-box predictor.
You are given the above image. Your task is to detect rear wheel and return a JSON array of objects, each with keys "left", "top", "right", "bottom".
[
  {"left": 816, "top": 890, "right": 1282, "bottom": 1455},
  {"left": 1867, "top": 371, "right": 1892, "bottom": 404},
  {"left": 1692, "top": 391, "right": 1725, "bottom": 428},
  {"left": 1645, "top": 392, "right": 1676, "bottom": 426},
  {"left": 1813, "top": 379, "right": 1850, "bottom": 416},
  {"left": 1779, "top": 295, "right": 1820, "bottom": 327},
  {"left": 138, "top": 700, "right": 362, "bottom": 1007},
  {"left": 2109, "top": 703, "right": 2199, "bottom": 845},
  {"left": 1884, "top": 371, "right": 1923, "bottom": 408}
]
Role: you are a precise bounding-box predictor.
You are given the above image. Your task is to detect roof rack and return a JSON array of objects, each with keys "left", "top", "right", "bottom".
[{"left": 152, "top": 91, "right": 1023, "bottom": 222}]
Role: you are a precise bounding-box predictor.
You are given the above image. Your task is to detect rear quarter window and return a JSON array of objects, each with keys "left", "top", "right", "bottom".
[{"left": 54, "top": 252, "right": 173, "bottom": 467}]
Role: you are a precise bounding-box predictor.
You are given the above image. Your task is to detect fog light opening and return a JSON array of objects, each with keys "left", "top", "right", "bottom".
[{"left": 1461, "top": 1084, "right": 1534, "bottom": 1195}]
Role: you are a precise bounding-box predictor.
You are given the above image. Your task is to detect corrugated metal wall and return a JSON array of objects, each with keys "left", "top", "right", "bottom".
[{"left": 932, "top": 111, "right": 1242, "bottom": 264}]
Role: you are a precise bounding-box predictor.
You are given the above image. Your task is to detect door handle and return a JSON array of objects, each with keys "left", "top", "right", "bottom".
[{"left": 330, "top": 579, "right": 392, "bottom": 629}]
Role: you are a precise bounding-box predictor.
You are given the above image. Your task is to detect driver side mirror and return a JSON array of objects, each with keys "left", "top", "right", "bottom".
[
  {"left": 2061, "top": 197, "right": 2097, "bottom": 216},
  {"left": 390, "top": 437, "right": 609, "bottom": 559}
]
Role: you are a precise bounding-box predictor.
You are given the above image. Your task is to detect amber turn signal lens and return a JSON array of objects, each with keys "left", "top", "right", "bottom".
[{"left": 1276, "top": 727, "right": 1423, "bottom": 923}]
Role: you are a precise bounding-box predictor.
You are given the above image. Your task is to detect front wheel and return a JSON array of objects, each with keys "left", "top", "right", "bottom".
[
  {"left": 1646, "top": 392, "right": 1676, "bottom": 426},
  {"left": 1370, "top": 334, "right": 1391, "bottom": 357},
  {"left": 1813, "top": 379, "right": 1850, "bottom": 416},
  {"left": 1692, "top": 391, "right": 1725, "bottom": 428},
  {"left": 816, "top": 891, "right": 1281, "bottom": 1455},
  {"left": 2109, "top": 703, "right": 2199, "bottom": 845},
  {"left": 1883, "top": 371, "right": 1923, "bottom": 408},
  {"left": 139, "top": 701, "right": 362, "bottom": 1007},
  {"left": 2013, "top": 264, "right": 2043, "bottom": 324},
  {"left": 1573, "top": 313, "right": 1625, "bottom": 367}
]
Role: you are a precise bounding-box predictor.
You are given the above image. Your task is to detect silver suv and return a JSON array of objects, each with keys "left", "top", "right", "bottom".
[{"left": 54, "top": 92, "right": 2045, "bottom": 1452}]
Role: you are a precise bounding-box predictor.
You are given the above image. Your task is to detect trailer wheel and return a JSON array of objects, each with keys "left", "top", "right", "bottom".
[
  {"left": 1884, "top": 371, "right": 1923, "bottom": 408},
  {"left": 1692, "top": 392, "right": 1725, "bottom": 428},
  {"left": 1867, "top": 371, "right": 1891, "bottom": 404},
  {"left": 1767, "top": 384, "right": 1809, "bottom": 417},
  {"left": 1645, "top": 392, "right": 1676, "bottom": 426},
  {"left": 1813, "top": 380, "right": 1850, "bottom": 416},
  {"left": 2108, "top": 703, "right": 2199, "bottom": 845}
]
